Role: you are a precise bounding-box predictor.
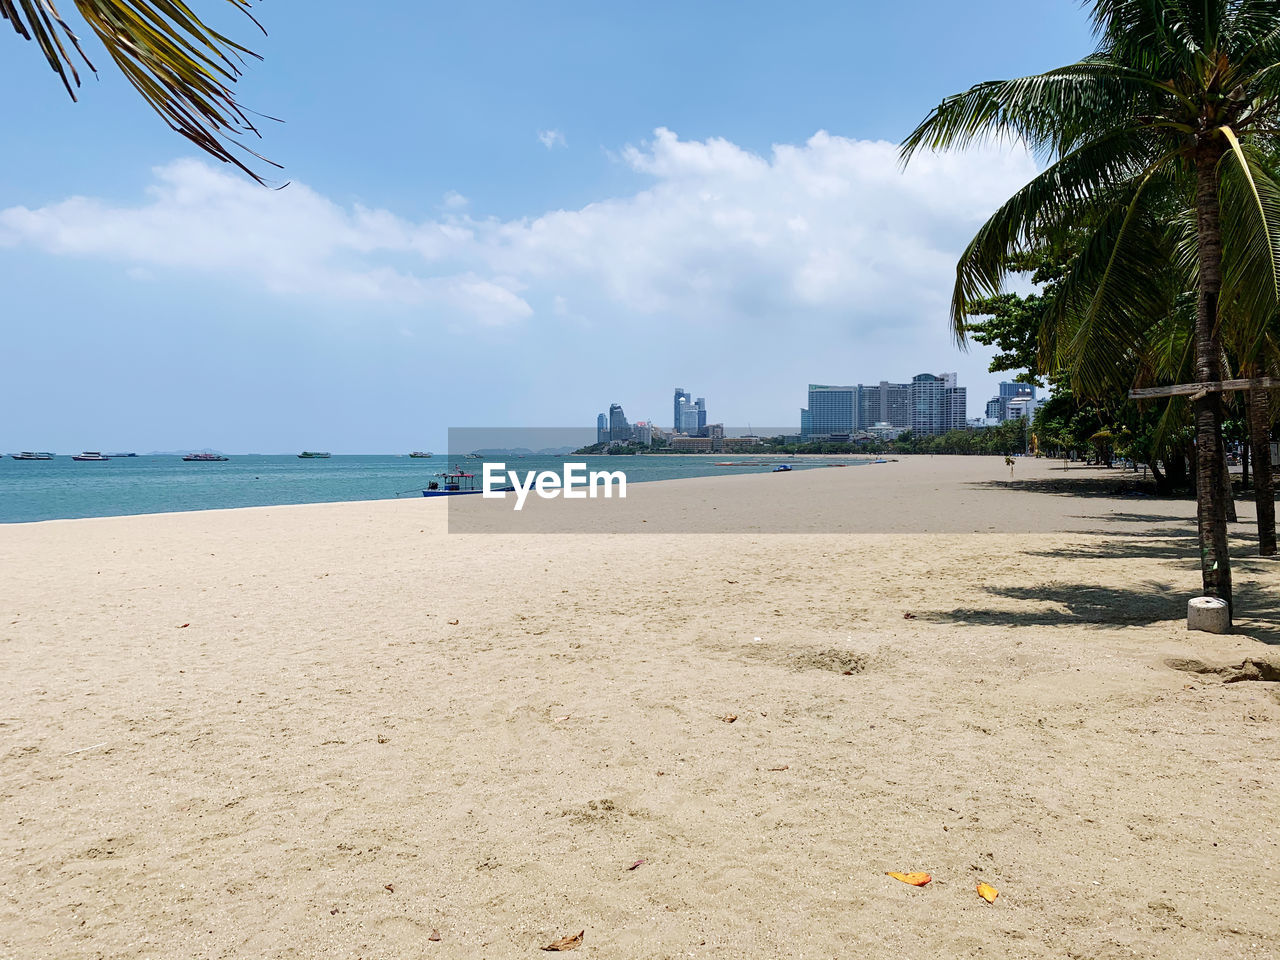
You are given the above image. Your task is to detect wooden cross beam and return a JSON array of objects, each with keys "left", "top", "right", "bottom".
[{"left": 1129, "top": 376, "right": 1280, "bottom": 400}]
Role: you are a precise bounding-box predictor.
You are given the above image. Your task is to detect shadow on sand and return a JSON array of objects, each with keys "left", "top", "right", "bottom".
[
  {"left": 927, "top": 575, "right": 1279, "bottom": 643},
  {"left": 965, "top": 476, "right": 1174, "bottom": 499},
  {"left": 925, "top": 581, "right": 1185, "bottom": 629},
  {"left": 937, "top": 473, "right": 1280, "bottom": 642}
]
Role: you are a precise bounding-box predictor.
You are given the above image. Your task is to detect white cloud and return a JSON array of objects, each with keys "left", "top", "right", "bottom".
[
  {"left": 538, "top": 129, "right": 567, "bottom": 149},
  {"left": 0, "top": 129, "right": 1037, "bottom": 337}
]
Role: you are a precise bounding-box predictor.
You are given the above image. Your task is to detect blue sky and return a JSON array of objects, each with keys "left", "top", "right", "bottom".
[{"left": 1, "top": 1, "right": 1095, "bottom": 453}]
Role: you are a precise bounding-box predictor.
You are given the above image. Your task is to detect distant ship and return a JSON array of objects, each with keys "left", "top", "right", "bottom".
[
  {"left": 297, "top": 451, "right": 331, "bottom": 459},
  {"left": 409, "top": 451, "right": 434, "bottom": 458},
  {"left": 182, "top": 453, "right": 229, "bottom": 462},
  {"left": 11, "top": 452, "right": 54, "bottom": 460},
  {"left": 72, "top": 452, "right": 110, "bottom": 462},
  {"left": 106, "top": 452, "right": 138, "bottom": 457}
]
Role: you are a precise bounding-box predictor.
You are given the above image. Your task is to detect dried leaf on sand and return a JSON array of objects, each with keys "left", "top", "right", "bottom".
[{"left": 542, "top": 930, "right": 584, "bottom": 951}]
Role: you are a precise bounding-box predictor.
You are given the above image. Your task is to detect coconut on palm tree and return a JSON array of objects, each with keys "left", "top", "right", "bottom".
[
  {"left": 2, "top": 0, "right": 273, "bottom": 179},
  {"left": 903, "top": 0, "right": 1280, "bottom": 623}
]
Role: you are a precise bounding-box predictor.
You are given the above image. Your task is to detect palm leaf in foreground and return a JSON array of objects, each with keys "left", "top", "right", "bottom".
[{"left": 1, "top": 0, "right": 275, "bottom": 181}]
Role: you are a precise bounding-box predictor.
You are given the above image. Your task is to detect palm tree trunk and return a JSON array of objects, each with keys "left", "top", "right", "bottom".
[
  {"left": 1193, "top": 147, "right": 1233, "bottom": 618},
  {"left": 1250, "top": 386, "right": 1276, "bottom": 556},
  {"left": 1242, "top": 411, "right": 1251, "bottom": 490},
  {"left": 1222, "top": 439, "right": 1237, "bottom": 522}
]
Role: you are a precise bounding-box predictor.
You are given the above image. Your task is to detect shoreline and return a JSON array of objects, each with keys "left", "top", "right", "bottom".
[{"left": 0, "top": 455, "right": 1182, "bottom": 528}]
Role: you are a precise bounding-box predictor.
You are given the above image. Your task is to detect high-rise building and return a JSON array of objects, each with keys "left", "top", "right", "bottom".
[
  {"left": 675, "top": 397, "right": 700, "bottom": 435},
  {"left": 946, "top": 386, "right": 968, "bottom": 432},
  {"left": 860, "top": 381, "right": 911, "bottom": 431},
  {"left": 803, "top": 384, "right": 859, "bottom": 438},
  {"left": 632, "top": 421, "right": 653, "bottom": 445},
  {"left": 695, "top": 398, "right": 707, "bottom": 435},
  {"left": 596, "top": 413, "right": 608, "bottom": 444},
  {"left": 986, "top": 381, "right": 1035, "bottom": 423},
  {"left": 673, "top": 388, "right": 691, "bottom": 431},
  {"left": 609, "top": 403, "right": 630, "bottom": 442},
  {"left": 910, "top": 374, "right": 949, "bottom": 436},
  {"left": 1000, "top": 380, "right": 1036, "bottom": 400}
]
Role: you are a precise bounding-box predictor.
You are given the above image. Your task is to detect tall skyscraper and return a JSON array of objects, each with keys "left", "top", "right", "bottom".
[
  {"left": 673, "top": 387, "right": 691, "bottom": 431},
  {"left": 946, "top": 385, "right": 968, "bottom": 431},
  {"left": 675, "top": 398, "right": 700, "bottom": 435},
  {"left": 609, "top": 403, "right": 630, "bottom": 442},
  {"left": 596, "top": 412, "right": 608, "bottom": 444},
  {"left": 909, "top": 373, "right": 966, "bottom": 435},
  {"left": 910, "top": 374, "right": 947, "bottom": 436},
  {"left": 695, "top": 398, "right": 707, "bottom": 435}
]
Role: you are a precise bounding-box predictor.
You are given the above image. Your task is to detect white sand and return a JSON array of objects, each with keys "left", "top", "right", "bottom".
[{"left": 1, "top": 455, "right": 1278, "bottom": 958}]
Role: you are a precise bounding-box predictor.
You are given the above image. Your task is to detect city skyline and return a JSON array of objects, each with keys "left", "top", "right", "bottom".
[{"left": 801, "top": 373, "right": 968, "bottom": 440}]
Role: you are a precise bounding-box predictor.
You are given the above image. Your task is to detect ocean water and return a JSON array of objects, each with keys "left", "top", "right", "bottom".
[{"left": 0, "top": 454, "right": 857, "bottom": 523}]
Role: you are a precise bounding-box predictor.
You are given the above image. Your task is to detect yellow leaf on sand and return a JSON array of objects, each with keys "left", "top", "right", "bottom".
[
  {"left": 977, "top": 882, "right": 999, "bottom": 903},
  {"left": 886, "top": 871, "right": 932, "bottom": 887}
]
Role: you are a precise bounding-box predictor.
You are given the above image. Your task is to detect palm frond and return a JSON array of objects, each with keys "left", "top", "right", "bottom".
[
  {"left": 947, "top": 131, "right": 1175, "bottom": 342},
  {"left": 1217, "top": 128, "right": 1280, "bottom": 357},
  {"left": 1, "top": 0, "right": 275, "bottom": 181},
  {"left": 900, "top": 60, "right": 1166, "bottom": 164}
]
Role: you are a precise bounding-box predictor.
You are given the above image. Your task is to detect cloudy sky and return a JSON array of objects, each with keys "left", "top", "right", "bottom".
[{"left": 0, "top": 0, "right": 1094, "bottom": 453}]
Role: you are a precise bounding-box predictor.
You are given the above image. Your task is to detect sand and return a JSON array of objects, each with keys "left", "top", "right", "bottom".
[{"left": 1, "top": 455, "right": 1278, "bottom": 959}]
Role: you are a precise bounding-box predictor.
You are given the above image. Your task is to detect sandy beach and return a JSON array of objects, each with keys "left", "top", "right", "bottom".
[{"left": 2, "top": 455, "right": 1278, "bottom": 959}]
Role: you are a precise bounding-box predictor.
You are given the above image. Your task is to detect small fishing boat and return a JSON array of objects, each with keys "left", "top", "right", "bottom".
[
  {"left": 182, "top": 453, "right": 229, "bottom": 462},
  {"left": 772, "top": 463, "right": 793, "bottom": 472},
  {"left": 297, "top": 451, "right": 331, "bottom": 459},
  {"left": 72, "top": 452, "right": 110, "bottom": 462},
  {"left": 409, "top": 451, "right": 434, "bottom": 458},
  {"left": 422, "top": 472, "right": 514, "bottom": 497},
  {"left": 10, "top": 451, "right": 53, "bottom": 460}
]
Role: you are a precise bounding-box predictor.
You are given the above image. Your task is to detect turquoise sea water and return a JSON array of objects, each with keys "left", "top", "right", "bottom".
[{"left": 0, "top": 454, "right": 853, "bottom": 523}]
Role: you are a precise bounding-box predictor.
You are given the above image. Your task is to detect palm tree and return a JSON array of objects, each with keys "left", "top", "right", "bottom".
[
  {"left": 2, "top": 0, "right": 274, "bottom": 180},
  {"left": 902, "top": 0, "right": 1280, "bottom": 622}
]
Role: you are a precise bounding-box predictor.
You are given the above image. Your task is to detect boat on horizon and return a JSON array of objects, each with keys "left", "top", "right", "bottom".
[
  {"left": 182, "top": 453, "right": 229, "bottom": 462},
  {"left": 106, "top": 452, "right": 138, "bottom": 457},
  {"left": 72, "top": 452, "right": 110, "bottom": 462},
  {"left": 11, "top": 451, "right": 54, "bottom": 460},
  {"left": 409, "top": 451, "right": 434, "bottom": 458},
  {"left": 297, "top": 451, "right": 331, "bottom": 459}
]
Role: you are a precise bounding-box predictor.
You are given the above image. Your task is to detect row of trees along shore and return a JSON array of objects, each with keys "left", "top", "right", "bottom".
[{"left": 901, "top": 0, "right": 1280, "bottom": 624}]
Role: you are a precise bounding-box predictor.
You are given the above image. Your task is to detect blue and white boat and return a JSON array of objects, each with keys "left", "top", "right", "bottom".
[{"left": 422, "top": 471, "right": 513, "bottom": 498}]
